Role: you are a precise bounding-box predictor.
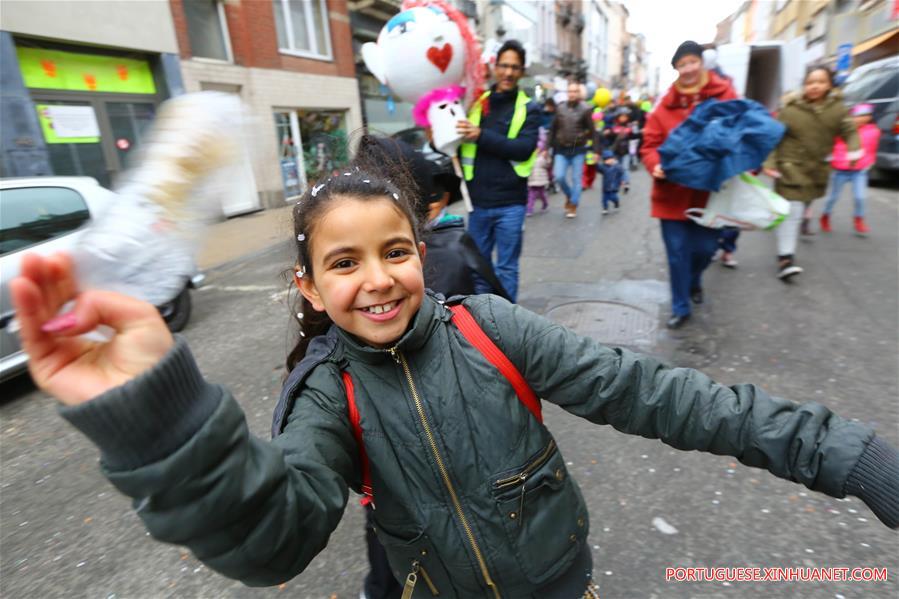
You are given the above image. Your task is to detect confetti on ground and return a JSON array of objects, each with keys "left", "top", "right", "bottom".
[{"left": 651, "top": 517, "right": 678, "bottom": 535}]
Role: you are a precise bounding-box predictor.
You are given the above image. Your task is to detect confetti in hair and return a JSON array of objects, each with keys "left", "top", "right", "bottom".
[
  {"left": 311, "top": 183, "right": 325, "bottom": 197},
  {"left": 392, "top": 192, "right": 400, "bottom": 200},
  {"left": 297, "top": 233, "right": 305, "bottom": 242}
]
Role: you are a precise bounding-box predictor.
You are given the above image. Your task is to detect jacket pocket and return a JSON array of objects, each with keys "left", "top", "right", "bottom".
[
  {"left": 491, "top": 440, "right": 587, "bottom": 586},
  {"left": 373, "top": 524, "right": 451, "bottom": 598}
]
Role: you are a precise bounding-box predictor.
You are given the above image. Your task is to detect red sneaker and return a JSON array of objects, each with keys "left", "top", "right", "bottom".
[
  {"left": 854, "top": 216, "right": 869, "bottom": 235},
  {"left": 819, "top": 213, "right": 832, "bottom": 233}
]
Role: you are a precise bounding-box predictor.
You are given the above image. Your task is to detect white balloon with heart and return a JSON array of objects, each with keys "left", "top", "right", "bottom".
[{"left": 361, "top": 5, "right": 466, "bottom": 105}]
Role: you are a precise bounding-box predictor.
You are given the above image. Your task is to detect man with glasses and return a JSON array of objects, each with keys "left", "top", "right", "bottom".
[
  {"left": 457, "top": 40, "right": 540, "bottom": 302},
  {"left": 548, "top": 81, "right": 594, "bottom": 218}
]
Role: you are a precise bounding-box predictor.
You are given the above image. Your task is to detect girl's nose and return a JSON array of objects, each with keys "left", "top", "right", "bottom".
[{"left": 362, "top": 263, "right": 394, "bottom": 292}]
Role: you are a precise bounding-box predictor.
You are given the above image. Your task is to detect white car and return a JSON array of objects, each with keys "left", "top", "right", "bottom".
[{"left": 0, "top": 177, "right": 202, "bottom": 382}]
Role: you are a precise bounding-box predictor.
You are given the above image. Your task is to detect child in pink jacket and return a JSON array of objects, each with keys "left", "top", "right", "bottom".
[{"left": 820, "top": 103, "right": 882, "bottom": 235}]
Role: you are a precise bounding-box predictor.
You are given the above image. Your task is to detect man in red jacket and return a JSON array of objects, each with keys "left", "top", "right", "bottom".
[{"left": 640, "top": 41, "right": 738, "bottom": 329}]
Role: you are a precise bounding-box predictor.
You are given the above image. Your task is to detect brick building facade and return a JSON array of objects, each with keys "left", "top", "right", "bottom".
[{"left": 169, "top": 0, "right": 364, "bottom": 211}]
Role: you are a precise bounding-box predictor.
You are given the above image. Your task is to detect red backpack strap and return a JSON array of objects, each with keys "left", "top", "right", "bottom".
[
  {"left": 342, "top": 371, "right": 374, "bottom": 507},
  {"left": 449, "top": 304, "right": 543, "bottom": 424}
]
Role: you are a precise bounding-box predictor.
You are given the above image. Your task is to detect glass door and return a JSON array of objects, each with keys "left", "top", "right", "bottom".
[
  {"left": 274, "top": 111, "right": 306, "bottom": 201},
  {"left": 35, "top": 101, "right": 111, "bottom": 187},
  {"left": 105, "top": 101, "right": 157, "bottom": 169}
]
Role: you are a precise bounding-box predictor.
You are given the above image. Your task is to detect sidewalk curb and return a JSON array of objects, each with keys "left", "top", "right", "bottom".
[{"left": 201, "top": 239, "right": 291, "bottom": 276}]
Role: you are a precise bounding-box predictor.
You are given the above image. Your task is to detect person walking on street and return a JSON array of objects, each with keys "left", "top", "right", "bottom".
[
  {"left": 640, "top": 40, "right": 738, "bottom": 329},
  {"left": 820, "top": 103, "right": 881, "bottom": 236},
  {"left": 763, "top": 67, "right": 859, "bottom": 280},
  {"left": 527, "top": 133, "right": 552, "bottom": 216},
  {"left": 457, "top": 39, "right": 540, "bottom": 302},
  {"left": 609, "top": 111, "right": 634, "bottom": 193},
  {"left": 548, "top": 80, "right": 594, "bottom": 218},
  {"left": 597, "top": 150, "right": 624, "bottom": 214}
]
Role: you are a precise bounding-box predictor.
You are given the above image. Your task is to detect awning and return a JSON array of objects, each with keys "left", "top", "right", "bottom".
[{"left": 852, "top": 28, "right": 899, "bottom": 56}]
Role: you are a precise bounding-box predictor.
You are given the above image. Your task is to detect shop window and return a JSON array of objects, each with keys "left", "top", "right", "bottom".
[
  {"left": 272, "top": 0, "right": 332, "bottom": 59},
  {"left": 184, "top": 0, "right": 232, "bottom": 61},
  {"left": 297, "top": 110, "right": 347, "bottom": 181}
]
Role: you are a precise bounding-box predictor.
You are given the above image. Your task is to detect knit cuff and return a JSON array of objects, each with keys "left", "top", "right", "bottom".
[
  {"left": 58, "top": 337, "right": 222, "bottom": 472},
  {"left": 844, "top": 436, "right": 899, "bottom": 529}
]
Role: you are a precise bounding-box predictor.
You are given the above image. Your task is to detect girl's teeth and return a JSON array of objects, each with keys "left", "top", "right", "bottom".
[{"left": 366, "top": 302, "right": 394, "bottom": 314}]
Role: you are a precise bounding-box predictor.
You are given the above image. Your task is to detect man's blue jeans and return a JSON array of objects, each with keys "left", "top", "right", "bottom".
[
  {"left": 823, "top": 169, "right": 868, "bottom": 217},
  {"left": 660, "top": 219, "right": 720, "bottom": 317},
  {"left": 467, "top": 204, "right": 526, "bottom": 302},
  {"left": 553, "top": 152, "right": 585, "bottom": 206}
]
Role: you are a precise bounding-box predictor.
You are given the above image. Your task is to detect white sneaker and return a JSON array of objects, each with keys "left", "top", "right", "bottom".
[{"left": 777, "top": 262, "right": 803, "bottom": 280}]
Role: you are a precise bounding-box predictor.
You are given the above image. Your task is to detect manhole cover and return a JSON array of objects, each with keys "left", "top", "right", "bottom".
[{"left": 544, "top": 301, "right": 657, "bottom": 347}]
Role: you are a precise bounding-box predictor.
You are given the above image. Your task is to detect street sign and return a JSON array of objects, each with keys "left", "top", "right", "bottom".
[{"left": 836, "top": 43, "right": 853, "bottom": 72}]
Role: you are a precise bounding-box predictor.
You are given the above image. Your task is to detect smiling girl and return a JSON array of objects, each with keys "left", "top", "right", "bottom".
[{"left": 10, "top": 136, "right": 898, "bottom": 598}]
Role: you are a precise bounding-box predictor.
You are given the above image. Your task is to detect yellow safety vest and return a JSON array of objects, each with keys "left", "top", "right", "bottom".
[
  {"left": 585, "top": 139, "right": 597, "bottom": 165},
  {"left": 459, "top": 90, "right": 537, "bottom": 181}
]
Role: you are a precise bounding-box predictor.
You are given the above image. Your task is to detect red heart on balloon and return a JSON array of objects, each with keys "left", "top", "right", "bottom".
[{"left": 426, "top": 44, "right": 453, "bottom": 73}]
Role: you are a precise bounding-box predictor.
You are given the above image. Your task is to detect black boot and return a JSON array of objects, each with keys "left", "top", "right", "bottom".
[{"left": 666, "top": 314, "right": 691, "bottom": 329}]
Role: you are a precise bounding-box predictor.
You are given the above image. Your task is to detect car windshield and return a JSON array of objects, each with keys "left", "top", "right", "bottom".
[{"left": 843, "top": 66, "right": 899, "bottom": 103}]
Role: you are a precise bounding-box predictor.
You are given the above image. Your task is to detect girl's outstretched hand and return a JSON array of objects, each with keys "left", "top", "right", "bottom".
[{"left": 10, "top": 253, "right": 174, "bottom": 406}]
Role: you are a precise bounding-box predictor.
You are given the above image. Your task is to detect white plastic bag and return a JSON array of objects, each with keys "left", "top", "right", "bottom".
[
  {"left": 684, "top": 172, "right": 790, "bottom": 230},
  {"left": 73, "top": 92, "right": 251, "bottom": 305}
]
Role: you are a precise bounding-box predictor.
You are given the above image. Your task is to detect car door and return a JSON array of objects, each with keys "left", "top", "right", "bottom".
[{"left": 0, "top": 183, "right": 97, "bottom": 380}]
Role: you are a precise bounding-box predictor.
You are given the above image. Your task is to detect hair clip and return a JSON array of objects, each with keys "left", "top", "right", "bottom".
[
  {"left": 297, "top": 233, "right": 306, "bottom": 242},
  {"left": 343, "top": 172, "right": 352, "bottom": 176},
  {"left": 296, "top": 312, "right": 304, "bottom": 320},
  {"left": 392, "top": 192, "right": 399, "bottom": 200},
  {"left": 311, "top": 183, "right": 325, "bottom": 197},
  {"left": 363, "top": 179, "right": 371, "bottom": 184},
  {"left": 300, "top": 331, "right": 306, "bottom": 338},
  {"left": 295, "top": 266, "right": 306, "bottom": 279}
]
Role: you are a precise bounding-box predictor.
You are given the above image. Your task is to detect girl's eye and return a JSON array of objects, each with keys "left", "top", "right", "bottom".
[
  {"left": 386, "top": 248, "right": 410, "bottom": 260},
  {"left": 333, "top": 259, "right": 355, "bottom": 270}
]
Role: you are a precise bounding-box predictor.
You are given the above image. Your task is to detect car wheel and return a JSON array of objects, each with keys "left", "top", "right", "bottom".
[{"left": 158, "top": 286, "right": 192, "bottom": 333}]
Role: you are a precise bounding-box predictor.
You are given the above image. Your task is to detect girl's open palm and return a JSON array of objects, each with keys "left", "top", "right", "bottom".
[{"left": 10, "top": 253, "right": 174, "bottom": 405}]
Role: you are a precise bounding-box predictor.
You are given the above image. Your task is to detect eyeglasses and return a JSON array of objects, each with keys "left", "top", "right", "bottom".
[{"left": 495, "top": 63, "right": 523, "bottom": 72}]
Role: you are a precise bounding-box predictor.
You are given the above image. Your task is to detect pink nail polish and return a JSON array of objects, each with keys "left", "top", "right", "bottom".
[{"left": 41, "top": 313, "right": 77, "bottom": 333}]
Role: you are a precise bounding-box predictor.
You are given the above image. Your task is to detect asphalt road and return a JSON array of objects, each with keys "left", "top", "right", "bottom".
[{"left": 2, "top": 169, "right": 897, "bottom": 598}]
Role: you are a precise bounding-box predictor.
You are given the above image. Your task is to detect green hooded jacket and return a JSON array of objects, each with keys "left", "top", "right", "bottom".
[
  {"left": 60, "top": 294, "right": 898, "bottom": 597},
  {"left": 764, "top": 89, "right": 860, "bottom": 203}
]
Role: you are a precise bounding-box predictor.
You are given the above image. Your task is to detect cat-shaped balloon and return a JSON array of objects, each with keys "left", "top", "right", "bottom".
[{"left": 361, "top": 1, "right": 480, "bottom": 106}]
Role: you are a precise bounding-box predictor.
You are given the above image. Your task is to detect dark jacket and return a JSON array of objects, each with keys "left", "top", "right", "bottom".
[
  {"left": 60, "top": 294, "right": 899, "bottom": 597},
  {"left": 763, "top": 89, "right": 859, "bottom": 203},
  {"left": 466, "top": 86, "right": 541, "bottom": 209},
  {"left": 597, "top": 161, "right": 624, "bottom": 193},
  {"left": 548, "top": 100, "right": 594, "bottom": 154},
  {"left": 423, "top": 214, "right": 510, "bottom": 300}
]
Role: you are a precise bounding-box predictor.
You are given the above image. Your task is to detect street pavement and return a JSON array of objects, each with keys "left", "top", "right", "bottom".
[{"left": 1, "top": 168, "right": 897, "bottom": 598}]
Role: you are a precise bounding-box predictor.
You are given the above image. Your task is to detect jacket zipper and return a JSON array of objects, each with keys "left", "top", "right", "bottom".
[
  {"left": 388, "top": 347, "right": 501, "bottom": 599},
  {"left": 493, "top": 439, "right": 557, "bottom": 489},
  {"left": 401, "top": 559, "right": 440, "bottom": 598},
  {"left": 492, "top": 439, "right": 557, "bottom": 527}
]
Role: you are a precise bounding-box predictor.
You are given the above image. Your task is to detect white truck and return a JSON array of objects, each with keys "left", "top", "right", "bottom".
[{"left": 714, "top": 40, "right": 807, "bottom": 110}]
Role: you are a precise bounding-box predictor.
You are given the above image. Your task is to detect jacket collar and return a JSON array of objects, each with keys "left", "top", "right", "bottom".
[
  {"left": 489, "top": 84, "right": 519, "bottom": 105},
  {"left": 663, "top": 69, "right": 731, "bottom": 109},
  {"left": 336, "top": 293, "right": 449, "bottom": 364}
]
